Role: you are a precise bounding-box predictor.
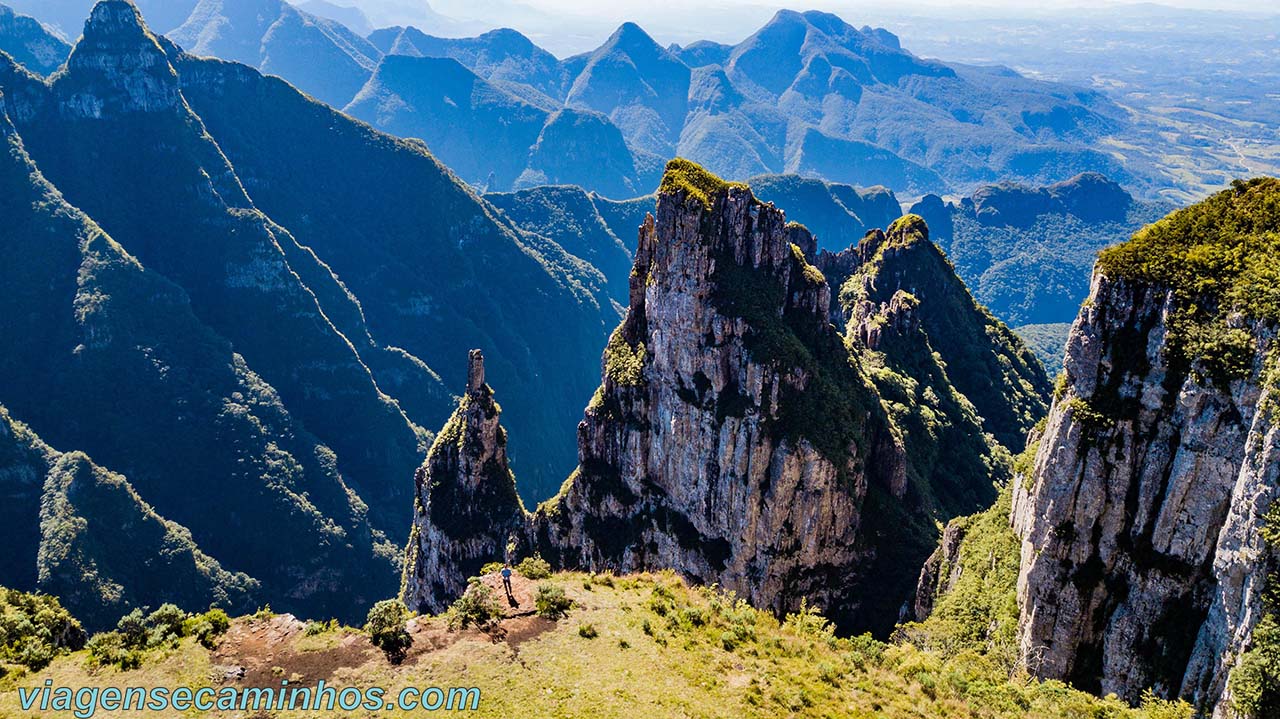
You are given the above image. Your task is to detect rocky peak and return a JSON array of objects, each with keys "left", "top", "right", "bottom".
[
  {"left": 907, "top": 193, "right": 952, "bottom": 243},
  {"left": 1046, "top": 171, "right": 1133, "bottom": 223},
  {"left": 969, "top": 172, "right": 1133, "bottom": 228},
  {"left": 401, "top": 349, "right": 526, "bottom": 615},
  {"left": 836, "top": 214, "right": 1051, "bottom": 450},
  {"left": 527, "top": 158, "right": 893, "bottom": 630},
  {"left": 404, "top": 161, "right": 1041, "bottom": 635},
  {"left": 0, "top": 3, "right": 71, "bottom": 77},
  {"left": 58, "top": 0, "right": 180, "bottom": 117},
  {"left": 466, "top": 348, "right": 485, "bottom": 394}
]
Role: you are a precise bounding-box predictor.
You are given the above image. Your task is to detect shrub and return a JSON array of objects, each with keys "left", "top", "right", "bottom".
[
  {"left": 517, "top": 556, "right": 552, "bottom": 580},
  {"left": 1137, "top": 690, "right": 1195, "bottom": 719},
  {"left": 184, "top": 609, "right": 232, "bottom": 649},
  {"left": 1229, "top": 506, "right": 1280, "bottom": 718},
  {"left": 534, "top": 584, "right": 572, "bottom": 620},
  {"left": 480, "top": 562, "right": 505, "bottom": 576},
  {"left": 720, "top": 631, "right": 738, "bottom": 652},
  {"left": 86, "top": 632, "right": 141, "bottom": 671},
  {"left": 145, "top": 604, "right": 187, "bottom": 647},
  {"left": 648, "top": 586, "right": 673, "bottom": 616},
  {"left": 364, "top": 599, "right": 413, "bottom": 664},
  {"left": 678, "top": 607, "right": 706, "bottom": 628},
  {"left": 783, "top": 599, "right": 835, "bottom": 641},
  {"left": 304, "top": 619, "right": 338, "bottom": 636},
  {"left": 448, "top": 581, "right": 503, "bottom": 630},
  {"left": 0, "top": 589, "right": 86, "bottom": 671},
  {"left": 578, "top": 623, "right": 598, "bottom": 639},
  {"left": 115, "top": 608, "right": 148, "bottom": 649},
  {"left": 603, "top": 330, "right": 646, "bottom": 387}
]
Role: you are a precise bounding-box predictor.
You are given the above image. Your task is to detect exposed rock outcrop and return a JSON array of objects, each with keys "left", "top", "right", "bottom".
[
  {"left": 402, "top": 351, "right": 526, "bottom": 615},
  {"left": 61, "top": 0, "right": 182, "bottom": 117},
  {"left": 0, "top": 4, "right": 71, "bottom": 77},
  {"left": 907, "top": 520, "right": 968, "bottom": 623},
  {"left": 1011, "top": 179, "right": 1280, "bottom": 715},
  {"left": 405, "top": 160, "right": 1047, "bottom": 635},
  {"left": 530, "top": 161, "right": 890, "bottom": 630}
]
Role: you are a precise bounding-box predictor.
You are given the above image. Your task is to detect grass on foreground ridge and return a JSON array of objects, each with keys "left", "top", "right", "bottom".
[{"left": 0, "top": 572, "right": 1192, "bottom": 718}]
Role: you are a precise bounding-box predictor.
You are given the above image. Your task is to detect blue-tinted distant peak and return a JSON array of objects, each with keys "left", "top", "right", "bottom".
[{"left": 606, "top": 21, "right": 661, "bottom": 53}]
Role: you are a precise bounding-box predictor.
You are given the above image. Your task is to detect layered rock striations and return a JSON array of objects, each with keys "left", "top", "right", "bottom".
[
  {"left": 406, "top": 160, "right": 1050, "bottom": 635},
  {"left": 530, "top": 161, "right": 886, "bottom": 629},
  {"left": 1010, "top": 178, "right": 1280, "bottom": 716}
]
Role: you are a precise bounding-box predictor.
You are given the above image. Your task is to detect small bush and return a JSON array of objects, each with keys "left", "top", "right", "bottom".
[
  {"left": 448, "top": 581, "right": 503, "bottom": 630},
  {"left": 516, "top": 556, "right": 552, "bottom": 580},
  {"left": 783, "top": 599, "right": 834, "bottom": 641},
  {"left": 86, "top": 632, "right": 141, "bottom": 671},
  {"left": 578, "top": 623, "right": 598, "bottom": 639},
  {"left": 534, "top": 584, "right": 572, "bottom": 620},
  {"left": 648, "top": 587, "right": 673, "bottom": 616},
  {"left": 184, "top": 609, "right": 232, "bottom": 649},
  {"left": 364, "top": 599, "right": 413, "bottom": 664},
  {"left": 679, "top": 607, "right": 706, "bottom": 628},
  {"left": 304, "top": 618, "right": 338, "bottom": 637},
  {"left": 0, "top": 589, "right": 86, "bottom": 671},
  {"left": 1138, "top": 690, "right": 1195, "bottom": 719},
  {"left": 480, "top": 562, "right": 505, "bottom": 576},
  {"left": 145, "top": 604, "right": 187, "bottom": 647},
  {"left": 720, "top": 631, "right": 738, "bottom": 652},
  {"left": 115, "top": 609, "right": 148, "bottom": 649}
]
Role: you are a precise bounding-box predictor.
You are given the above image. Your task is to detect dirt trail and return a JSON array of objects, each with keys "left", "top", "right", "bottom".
[{"left": 210, "top": 572, "right": 555, "bottom": 685}]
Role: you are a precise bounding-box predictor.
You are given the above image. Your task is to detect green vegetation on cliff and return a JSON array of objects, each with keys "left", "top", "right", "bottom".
[
  {"left": 841, "top": 215, "right": 1052, "bottom": 452},
  {"left": 1098, "top": 178, "right": 1280, "bottom": 384},
  {"left": 659, "top": 158, "right": 747, "bottom": 210},
  {"left": 895, "top": 440, "right": 1194, "bottom": 719},
  {"left": 896, "top": 488, "right": 1023, "bottom": 669},
  {"left": 1229, "top": 504, "right": 1280, "bottom": 718},
  {"left": 0, "top": 588, "right": 84, "bottom": 674}
]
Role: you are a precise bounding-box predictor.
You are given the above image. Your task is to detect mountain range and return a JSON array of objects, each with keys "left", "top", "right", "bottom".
[
  {"left": 0, "top": 0, "right": 1153, "bottom": 201},
  {"left": 483, "top": 170, "right": 1161, "bottom": 371},
  {"left": 0, "top": 3, "right": 70, "bottom": 74},
  {"left": 1, "top": 3, "right": 1276, "bottom": 717},
  {"left": 352, "top": 11, "right": 1134, "bottom": 197},
  {"left": 0, "top": 0, "right": 619, "bottom": 626}
]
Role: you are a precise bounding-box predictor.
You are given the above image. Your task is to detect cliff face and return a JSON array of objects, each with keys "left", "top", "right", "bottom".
[
  {"left": 531, "top": 161, "right": 892, "bottom": 629},
  {"left": 405, "top": 160, "right": 1045, "bottom": 636},
  {"left": 402, "top": 351, "right": 526, "bottom": 615},
  {"left": 1011, "top": 179, "right": 1280, "bottom": 715}
]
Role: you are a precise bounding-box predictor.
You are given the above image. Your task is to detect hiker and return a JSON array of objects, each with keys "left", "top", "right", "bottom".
[{"left": 501, "top": 564, "right": 513, "bottom": 595}]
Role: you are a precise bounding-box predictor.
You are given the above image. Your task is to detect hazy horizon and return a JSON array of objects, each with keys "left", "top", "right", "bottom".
[{"left": 293, "top": 0, "right": 1278, "bottom": 59}]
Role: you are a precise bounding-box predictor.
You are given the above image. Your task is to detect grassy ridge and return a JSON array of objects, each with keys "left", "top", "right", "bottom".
[{"left": 1, "top": 573, "right": 1193, "bottom": 718}]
